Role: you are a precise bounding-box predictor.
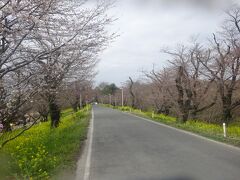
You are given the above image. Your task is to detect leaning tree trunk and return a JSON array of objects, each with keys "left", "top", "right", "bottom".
[{"left": 48, "top": 94, "right": 61, "bottom": 128}]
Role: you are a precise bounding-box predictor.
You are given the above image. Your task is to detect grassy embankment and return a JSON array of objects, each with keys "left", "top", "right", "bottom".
[
  {"left": 0, "top": 106, "right": 91, "bottom": 180},
  {"left": 103, "top": 104, "right": 240, "bottom": 147}
]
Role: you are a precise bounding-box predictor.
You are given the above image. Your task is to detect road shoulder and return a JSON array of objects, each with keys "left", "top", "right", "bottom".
[{"left": 75, "top": 108, "right": 94, "bottom": 180}]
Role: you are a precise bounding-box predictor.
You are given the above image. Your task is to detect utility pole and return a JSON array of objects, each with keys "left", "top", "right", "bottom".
[
  {"left": 109, "top": 94, "right": 112, "bottom": 105},
  {"left": 79, "top": 93, "right": 82, "bottom": 109},
  {"left": 121, "top": 88, "right": 124, "bottom": 107},
  {"left": 86, "top": 100, "right": 88, "bottom": 111}
]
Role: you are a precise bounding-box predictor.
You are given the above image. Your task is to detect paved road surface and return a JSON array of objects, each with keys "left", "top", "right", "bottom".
[{"left": 88, "top": 106, "right": 240, "bottom": 180}]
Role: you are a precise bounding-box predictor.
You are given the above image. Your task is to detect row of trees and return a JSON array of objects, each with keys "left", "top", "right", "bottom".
[
  {"left": 96, "top": 7, "right": 240, "bottom": 125},
  {"left": 0, "top": 0, "right": 113, "bottom": 134}
]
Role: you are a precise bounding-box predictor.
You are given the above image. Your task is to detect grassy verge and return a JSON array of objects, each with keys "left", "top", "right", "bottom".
[
  {"left": 103, "top": 104, "right": 240, "bottom": 147},
  {"left": 0, "top": 106, "right": 91, "bottom": 180}
]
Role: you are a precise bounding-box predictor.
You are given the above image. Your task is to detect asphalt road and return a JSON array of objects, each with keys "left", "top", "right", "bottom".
[{"left": 88, "top": 106, "right": 240, "bottom": 180}]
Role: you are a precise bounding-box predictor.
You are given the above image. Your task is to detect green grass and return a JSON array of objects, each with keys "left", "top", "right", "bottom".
[
  {"left": 103, "top": 104, "right": 240, "bottom": 147},
  {"left": 0, "top": 106, "right": 91, "bottom": 180}
]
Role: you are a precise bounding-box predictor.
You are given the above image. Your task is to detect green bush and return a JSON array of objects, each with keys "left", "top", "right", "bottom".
[{"left": 118, "top": 106, "right": 131, "bottom": 111}]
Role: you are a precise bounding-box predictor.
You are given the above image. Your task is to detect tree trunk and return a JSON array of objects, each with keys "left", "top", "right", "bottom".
[
  {"left": 190, "top": 105, "right": 198, "bottom": 120},
  {"left": 164, "top": 107, "right": 170, "bottom": 116},
  {"left": 39, "top": 110, "right": 49, "bottom": 122},
  {"left": 176, "top": 66, "right": 191, "bottom": 123},
  {"left": 49, "top": 94, "right": 60, "bottom": 128},
  {"left": 178, "top": 106, "right": 189, "bottom": 123},
  {"left": 181, "top": 112, "right": 189, "bottom": 123},
  {"left": 222, "top": 95, "right": 232, "bottom": 125},
  {"left": 0, "top": 79, "right": 9, "bottom": 131},
  {"left": 156, "top": 104, "right": 170, "bottom": 115},
  {"left": 2, "top": 120, "right": 12, "bottom": 132},
  {"left": 42, "top": 115, "right": 48, "bottom": 122},
  {"left": 222, "top": 106, "right": 232, "bottom": 125},
  {"left": 129, "top": 77, "right": 136, "bottom": 108},
  {"left": 72, "top": 102, "right": 78, "bottom": 112}
]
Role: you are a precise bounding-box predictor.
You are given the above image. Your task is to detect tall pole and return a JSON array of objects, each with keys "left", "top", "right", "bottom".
[
  {"left": 86, "top": 100, "right": 88, "bottom": 111},
  {"left": 223, "top": 123, "right": 227, "bottom": 137},
  {"left": 109, "top": 94, "right": 112, "bottom": 105},
  {"left": 79, "top": 93, "right": 82, "bottom": 109},
  {"left": 121, "top": 88, "right": 124, "bottom": 107}
]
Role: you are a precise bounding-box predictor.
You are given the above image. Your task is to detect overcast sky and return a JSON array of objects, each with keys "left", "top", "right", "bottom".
[{"left": 94, "top": 0, "right": 238, "bottom": 86}]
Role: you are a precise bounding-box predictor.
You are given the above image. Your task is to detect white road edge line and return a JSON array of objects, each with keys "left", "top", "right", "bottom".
[
  {"left": 83, "top": 108, "right": 94, "bottom": 180},
  {"left": 120, "top": 110, "right": 240, "bottom": 152}
]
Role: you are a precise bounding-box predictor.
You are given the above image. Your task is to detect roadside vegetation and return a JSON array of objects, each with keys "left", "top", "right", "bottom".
[
  {"left": 104, "top": 104, "right": 240, "bottom": 147},
  {"left": 0, "top": 106, "right": 90, "bottom": 179}
]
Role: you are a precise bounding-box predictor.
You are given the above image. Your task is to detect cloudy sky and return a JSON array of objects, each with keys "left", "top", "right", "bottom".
[{"left": 94, "top": 0, "right": 237, "bottom": 86}]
